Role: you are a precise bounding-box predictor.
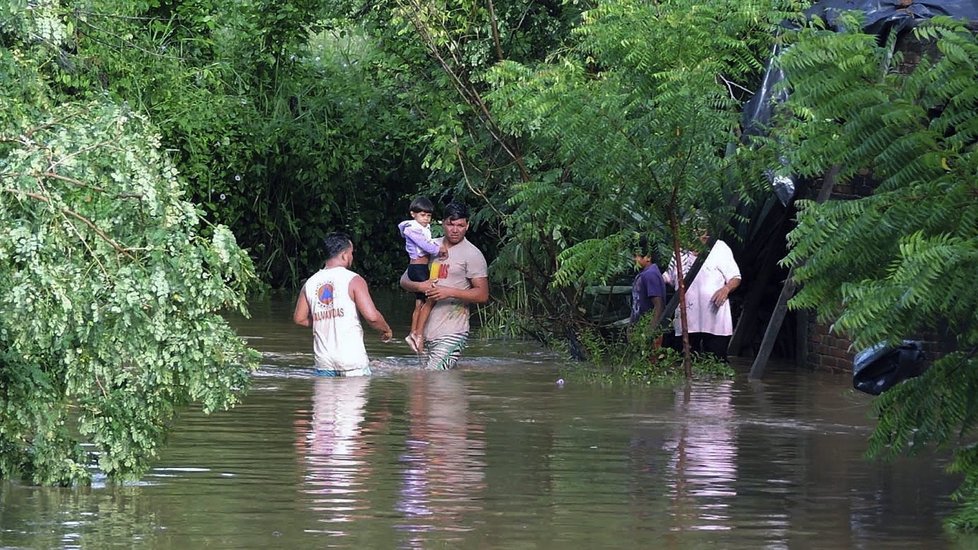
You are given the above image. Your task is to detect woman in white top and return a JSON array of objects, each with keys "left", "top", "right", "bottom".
[{"left": 663, "top": 227, "right": 742, "bottom": 362}]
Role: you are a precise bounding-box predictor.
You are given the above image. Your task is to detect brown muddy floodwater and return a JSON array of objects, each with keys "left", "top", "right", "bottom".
[{"left": 0, "top": 291, "right": 974, "bottom": 549}]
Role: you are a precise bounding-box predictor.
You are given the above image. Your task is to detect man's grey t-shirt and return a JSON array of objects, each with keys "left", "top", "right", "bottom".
[{"left": 423, "top": 237, "right": 488, "bottom": 340}]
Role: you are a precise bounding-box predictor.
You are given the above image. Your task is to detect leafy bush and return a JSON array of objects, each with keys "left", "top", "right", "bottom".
[
  {"left": 0, "top": 97, "right": 259, "bottom": 484},
  {"left": 559, "top": 317, "right": 734, "bottom": 386}
]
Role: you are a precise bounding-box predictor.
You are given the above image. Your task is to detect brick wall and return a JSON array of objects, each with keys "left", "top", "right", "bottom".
[
  {"left": 798, "top": 175, "right": 867, "bottom": 374},
  {"left": 806, "top": 318, "right": 854, "bottom": 373}
]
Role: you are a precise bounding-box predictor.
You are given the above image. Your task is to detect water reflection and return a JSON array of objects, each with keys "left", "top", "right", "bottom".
[
  {"left": 666, "top": 381, "right": 738, "bottom": 532},
  {"left": 297, "top": 377, "right": 371, "bottom": 532},
  {"left": 291, "top": 370, "right": 488, "bottom": 545},
  {"left": 396, "top": 371, "right": 486, "bottom": 546}
]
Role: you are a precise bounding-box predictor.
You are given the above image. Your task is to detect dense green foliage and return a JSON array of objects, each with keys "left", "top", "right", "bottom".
[
  {"left": 325, "top": 0, "right": 586, "bottom": 340},
  {"left": 1, "top": 2, "right": 258, "bottom": 484},
  {"left": 776, "top": 15, "right": 978, "bottom": 530}
]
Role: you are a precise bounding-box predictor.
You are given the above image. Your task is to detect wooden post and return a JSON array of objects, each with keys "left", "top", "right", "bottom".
[
  {"left": 749, "top": 273, "right": 797, "bottom": 379},
  {"left": 748, "top": 166, "right": 839, "bottom": 380}
]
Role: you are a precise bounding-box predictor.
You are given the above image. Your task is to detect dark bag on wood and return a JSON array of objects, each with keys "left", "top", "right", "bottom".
[{"left": 852, "top": 340, "right": 927, "bottom": 396}]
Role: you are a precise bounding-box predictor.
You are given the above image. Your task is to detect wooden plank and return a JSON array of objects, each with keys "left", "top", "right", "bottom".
[
  {"left": 749, "top": 273, "right": 796, "bottom": 379},
  {"left": 584, "top": 285, "right": 632, "bottom": 295}
]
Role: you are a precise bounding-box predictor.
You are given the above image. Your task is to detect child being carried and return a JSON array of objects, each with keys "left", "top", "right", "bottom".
[{"left": 397, "top": 196, "right": 447, "bottom": 353}]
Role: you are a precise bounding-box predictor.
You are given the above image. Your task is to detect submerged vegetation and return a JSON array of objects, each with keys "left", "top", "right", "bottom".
[
  {"left": 4, "top": 0, "right": 978, "bottom": 532},
  {"left": 561, "top": 323, "right": 735, "bottom": 386}
]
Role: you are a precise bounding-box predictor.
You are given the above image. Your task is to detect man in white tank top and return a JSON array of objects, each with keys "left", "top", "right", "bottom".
[{"left": 293, "top": 233, "right": 393, "bottom": 376}]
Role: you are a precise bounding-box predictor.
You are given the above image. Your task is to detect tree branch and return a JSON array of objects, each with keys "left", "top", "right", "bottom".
[
  {"left": 3, "top": 187, "right": 135, "bottom": 259},
  {"left": 487, "top": 0, "right": 505, "bottom": 62}
]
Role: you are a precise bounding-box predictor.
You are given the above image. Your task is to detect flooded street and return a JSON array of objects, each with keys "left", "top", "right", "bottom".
[{"left": 0, "top": 292, "right": 972, "bottom": 548}]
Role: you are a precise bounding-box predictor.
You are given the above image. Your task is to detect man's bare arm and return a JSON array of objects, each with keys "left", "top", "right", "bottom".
[
  {"left": 292, "top": 286, "right": 311, "bottom": 327},
  {"left": 425, "top": 276, "right": 489, "bottom": 304},
  {"left": 400, "top": 269, "right": 424, "bottom": 294},
  {"left": 650, "top": 296, "right": 664, "bottom": 329},
  {"left": 711, "top": 277, "right": 741, "bottom": 307}
]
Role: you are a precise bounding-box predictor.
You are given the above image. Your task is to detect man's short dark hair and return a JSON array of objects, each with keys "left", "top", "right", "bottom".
[
  {"left": 634, "top": 234, "right": 654, "bottom": 259},
  {"left": 323, "top": 232, "right": 352, "bottom": 260},
  {"left": 409, "top": 196, "right": 435, "bottom": 214},
  {"left": 443, "top": 201, "right": 469, "bottom": 221}
]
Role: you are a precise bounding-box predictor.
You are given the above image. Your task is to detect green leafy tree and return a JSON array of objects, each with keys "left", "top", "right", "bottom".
[
  {"left": 775, "top": 14, "right": 978, "bottom": 530},
  {"left": 1, "top": 13, "right": 258, "bottom": 483}
]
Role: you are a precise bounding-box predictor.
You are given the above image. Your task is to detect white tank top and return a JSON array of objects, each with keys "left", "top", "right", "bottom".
[{"left": 303, "top": 267, "right": 368, "bottom": 372}]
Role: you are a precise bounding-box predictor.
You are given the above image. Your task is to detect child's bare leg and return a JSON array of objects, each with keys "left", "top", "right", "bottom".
[
  {"left": 405, "top": 299, "right": 424, "bottom": 352},
  {"left": 410, "top": 299, "right": 423, "bottom": 335},
  {"left": 414, "top": 297, "right": 436, "bottom": 350}
]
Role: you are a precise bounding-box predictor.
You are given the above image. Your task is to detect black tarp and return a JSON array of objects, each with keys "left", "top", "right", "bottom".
[
  {"left": 852, "top": 340, "right": 927, "bottom": 395},
  {"left": 812, "top": 1, "right": 978, "bottom": 36}
]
